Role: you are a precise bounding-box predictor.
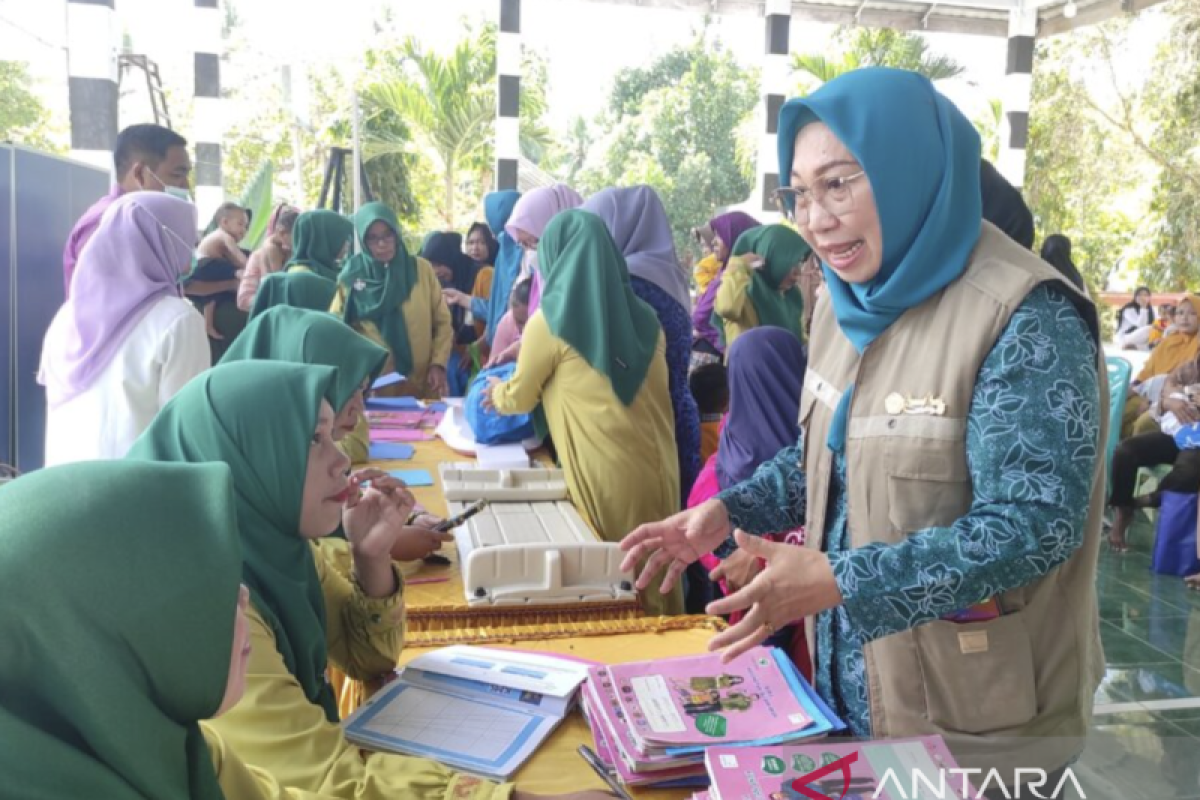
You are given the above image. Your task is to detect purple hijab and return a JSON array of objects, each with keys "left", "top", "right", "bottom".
[
  {"left": 40, "top": 192, "right": 198, "bottom": 406},
  {"left": 693, "top": 211, "right": 761, "bottom": 350},
  {"left": 507, "top": 183, "right": 584, "bottom": 316},
  {"left": 582, "top": 186, "right": 692, "bottom": 312},
  {"left": 715, "top": 326, "right": 807, "bottom": 490}
]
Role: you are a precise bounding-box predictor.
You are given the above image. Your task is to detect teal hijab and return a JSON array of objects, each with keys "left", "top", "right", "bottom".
[
  {"left": 731, "top": 225, "right": 810, "bottom": 343},
  {"left": 537, "top": 210, "right": 661, "bottom": 406},
  {"left": 127, "top": 361, "right": 343, "bottom": 722},
  {"left": 484, "top": 191, "right": 522, "bottom": 345},
  {"left": 337, "top": 202, "right": 418, "bottom": 375},
  {"left": 777, "top": 67, "right": 982, "bottom": 451},
  {"left": 221, "top": 306, "right": 388, "bottom": 412},
  {"left": 0, "top": 460, "right": 240, "bottom": 798}
]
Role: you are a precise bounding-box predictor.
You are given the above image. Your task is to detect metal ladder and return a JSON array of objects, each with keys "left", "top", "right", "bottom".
[{"left": 117, "top": 54, "right": 173, "bottom": 129}]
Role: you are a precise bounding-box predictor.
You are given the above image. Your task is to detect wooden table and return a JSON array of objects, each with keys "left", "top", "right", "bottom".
[
  {"left": 370, "top": 435, "right": 645, "bottom": 648},
  {"left": 395, "top": 615, "right": 725, "bottom": 798}
]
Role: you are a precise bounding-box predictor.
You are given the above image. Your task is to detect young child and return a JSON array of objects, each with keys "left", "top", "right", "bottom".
[
  {"left": 1149, "top": 303, "right": 1177, "bottom": 347},
  {"left": 237, "top": 205, "right": 298, "bottom": 312},
  {"left": 485, "top": 278, "right": 533, "bottom": 368},
  {"left": 191, "top": 203, "right": 250, "bottom": 340},
  {"left": 689, "top": 362, "right": 729, "bottom": 464}
]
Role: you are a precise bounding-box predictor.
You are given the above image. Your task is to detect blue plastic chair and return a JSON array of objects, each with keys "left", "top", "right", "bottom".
[{"left": 1105, "top": 356, "right": 1133, "bottom": 494}]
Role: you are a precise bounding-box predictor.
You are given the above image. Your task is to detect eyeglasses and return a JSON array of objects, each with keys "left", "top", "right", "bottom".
[
  {"left": 772, "top": 171, "right": 866, "bottom": 225},
  {"left": 365, "top": 231, "right": 397, "bottom": 247}
]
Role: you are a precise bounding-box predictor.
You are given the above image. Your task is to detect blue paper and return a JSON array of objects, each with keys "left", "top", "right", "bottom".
[
  {"left": 369, "top": 443, "right": 415, "bottom": 461},
  {"left": 371, "top": 372, "right": 404, "bottom": 390},
  {"left": 366, "top": 396, "right": 422, "bottom": 411},
  {"left": 388, "top": 469, "right": 434, "bottom": 488}
]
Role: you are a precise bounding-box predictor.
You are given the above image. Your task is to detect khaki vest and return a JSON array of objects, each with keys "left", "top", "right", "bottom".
[{"left": 801, "top": 223, "right": 1107, "bottom": 782}]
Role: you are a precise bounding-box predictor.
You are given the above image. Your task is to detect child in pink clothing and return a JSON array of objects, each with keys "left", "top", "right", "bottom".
[{"left": 485, "top": 278, "right": 533, "bottom": 368}]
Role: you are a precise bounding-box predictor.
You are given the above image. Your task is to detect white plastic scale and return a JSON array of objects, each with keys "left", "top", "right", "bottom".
[{"left": 438, "top": 463, "right": 637, "bottom": 607}]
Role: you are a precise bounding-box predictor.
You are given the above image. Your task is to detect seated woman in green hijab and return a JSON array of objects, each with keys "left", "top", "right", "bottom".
[
  {"left": 127, "top": 362, "right": 595, "bottom": 800},
  {"left": 331, "top": 203, "right": 453, "bottom": 399},
  {"left": 286, "top": 210, "right": 354, "bottom": 283},
  {"left": 251, "top": 271, "right": 339, "bottom": 319},
  {"left": 713, "top": 224, "right": 809, "bottom": 352},
  {"left": 0, "top": 459, "right": 335, "bottom": 799},
  {"left": 221, "top": 306, "right": 452, "bottom": 563},
  {"left": 485, "top": 210, "right": 682, "bottom": 617}
]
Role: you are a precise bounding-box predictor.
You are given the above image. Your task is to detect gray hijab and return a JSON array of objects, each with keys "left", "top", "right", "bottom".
[{"left": 582, "top": 186, "right": 692, "bottom": 312}]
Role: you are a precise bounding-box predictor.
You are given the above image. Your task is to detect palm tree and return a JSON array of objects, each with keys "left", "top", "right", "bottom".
[
  {"left": 363, "top": 37, "right": 495, "bottom": 227},
  {"left": 792, "top": 28, "right": 965, "bottom": 93}
]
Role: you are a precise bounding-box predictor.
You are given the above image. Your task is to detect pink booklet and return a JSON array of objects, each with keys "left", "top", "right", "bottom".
[
  {"left": 705, "top": 736, "right": 976, "bottom": 800},
  {"left": 581, "top": 692, "right": 705, "bottom": 787},
  {"left": 370, "top": 428, "right": 433, "bottom": 443},
  {"left": 610, "top": 647, "right": 812, "bottom": 748},
  {"left": 583, "top": 667, "right": 699, "bottom": 773}
]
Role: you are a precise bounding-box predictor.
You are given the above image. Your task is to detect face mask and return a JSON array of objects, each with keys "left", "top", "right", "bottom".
[{"left": 144, "top": 167, "right": 193, "bottom": 203}]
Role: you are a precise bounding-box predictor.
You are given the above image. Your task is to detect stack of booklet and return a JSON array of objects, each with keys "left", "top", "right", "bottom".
[
  {"left": 580, "top": 646, "right": 842, "bottom": 789},
  {"left": 342, "top": 646, "right": 590, "bottom": 779}
]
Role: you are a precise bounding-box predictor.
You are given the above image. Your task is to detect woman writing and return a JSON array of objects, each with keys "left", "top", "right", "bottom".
[
  {"left": 332, "top": 202, "right": 452, "bottom": 398},
  {"left": 40, "top": 192, "right": 210, "bottom": 465},
  {"left": 584, "top": 185, "right": 702, "bottom": 504},
  {"left": 713, "top": 224, "right": 809, "bottom": 351},
  {"left": 622, "top": 69, "right": 1105, "bottom": 797},
  {"left": 0, "top": 459, "right": 334, "bottom": 798},
  {"left": 486, "top": 211, "right": 681, "bottom": 616},
  {"left": 286, "top": 210, "right": 354, "bottom": 283}
]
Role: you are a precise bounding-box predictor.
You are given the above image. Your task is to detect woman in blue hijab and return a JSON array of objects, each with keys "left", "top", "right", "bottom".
[{"left": 622, "top": 68, "right": 1105, "bottom": 797}]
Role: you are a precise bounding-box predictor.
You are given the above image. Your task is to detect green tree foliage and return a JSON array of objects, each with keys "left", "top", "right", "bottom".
[
  {"left": 0, "top": 61, "right": 62, "bottom": 153},
  {"left": 791, "top": 28, "right": 964, "bottom": 93},
  {"left": 576, "top": 30, "right": 759, "bottom": 259},
  {"left": 1024, "top": 6, "right": 1200, "bottom": 292},
  {"left": 359, "top": 21, "right": 554, "bottom": 230}
]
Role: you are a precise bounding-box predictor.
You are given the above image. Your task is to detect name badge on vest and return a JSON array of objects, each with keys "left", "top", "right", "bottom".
[{"left": 885, "top": 392, "right": 947, "bottom": 417}]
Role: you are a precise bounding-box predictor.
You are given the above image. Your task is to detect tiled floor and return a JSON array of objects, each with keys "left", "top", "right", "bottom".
[{"left": 1074, "top": 514, "right": 1200, "bottom": 799}]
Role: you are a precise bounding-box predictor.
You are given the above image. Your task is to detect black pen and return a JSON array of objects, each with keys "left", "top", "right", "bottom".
[{"left": 577, "top": 745, "right": 633, "bottom": 800}]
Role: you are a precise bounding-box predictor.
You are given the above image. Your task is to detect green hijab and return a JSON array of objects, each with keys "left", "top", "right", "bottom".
[
  {"left": 251, "top": 271, "right": 338, "bottom": 319},
  {"left": 222, "top": 306, "right": 388, "bottom": 412},
  {"left": 0, "top": 460, "right": 241, "bottom": 798},
  {"left": 732, "top": 224, "right": 810, "bottom": 342},
  {"left": 286, "top": 210, "right": 354, "bottom": 281},
  {"left": 537, "top": 209, "right": 661, "bottom": 406},
  {"left": 127, "top": 361, "right": 343, "bottom": 722},
  {"left": 337, "top": 202, "right": 418, "bottom": 375}
]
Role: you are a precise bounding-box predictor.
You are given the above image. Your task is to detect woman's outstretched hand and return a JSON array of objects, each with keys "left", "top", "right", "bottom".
[
  {"left": 706, "top": 530, "right": 842, "bottom": 662},
  {"left": 619, "top": 499, "right": 732, "bottom": 597}
]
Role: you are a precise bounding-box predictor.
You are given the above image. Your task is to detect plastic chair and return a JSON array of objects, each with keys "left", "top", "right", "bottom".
[{"left": 1105, "top": 356, "right": 1133, "bottom": 494}]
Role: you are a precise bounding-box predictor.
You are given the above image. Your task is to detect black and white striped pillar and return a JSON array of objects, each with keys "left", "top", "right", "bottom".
[
  {"left": 66, "top": 0, "right": 119, "bottom": 171},
  {"left": 193, "top": 0, "right": 225, "bottom": 222},
  {"left": 998, "top": 3, "right": 1036, "bottom": 188},
  {"left": 495, "top": 0, "right": 521, "bottom": 192},
  {"left": 758, "top": 0, "right": 792, "bottom": 213}
]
